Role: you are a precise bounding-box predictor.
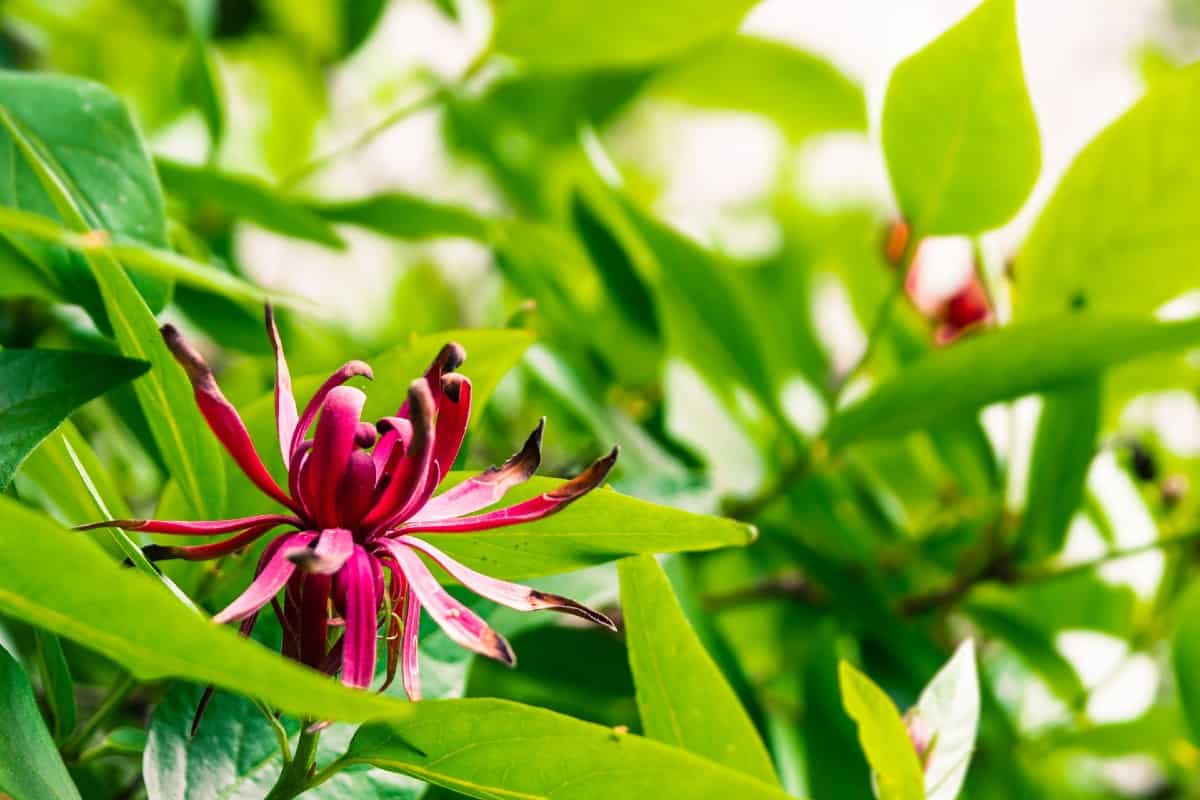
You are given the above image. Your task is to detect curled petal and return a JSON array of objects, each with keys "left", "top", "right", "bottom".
[
  {"left": 288, "top": 528, "right": 355, "bottom": 574},
  {"left": 265, "top": 305, "right": 298, "bottom": 468},
  {"left": 288, "top": 441, "right": 312, "bottom": 511},
  {"left": 372, "top": 417, "right": 412, "bottom": 475},
  {"left": 161, "top": 325, "right": 296, "bottom": 511},
  {"left": 398, "top": 535, "right": 615, "bottom": 630},
  {"left": 212, "top": 531, "right": 316, "bottom": 624},
  {"left": 335, "top": 546, "right": 380, "bottom": 689},
  {"left": 363, "top": 380, "right": 435, "bottom": 530},
  {"left": 398, "top": 447, "right": 618, "bottom": 535},
  {"left": 307, "top": 386, "right": 366, "bottom": 526},
  {"left": 420, "top": 374, "right": 472, "bottom": 504},
  {"left": 377, "top": 540, "right": 515, "bottom": 667},
  {"left": 75, "top": 514, "right": 301, "bottom": 536},
  {"left": 338, "top": 451, "right": 379, "bottom": 527},
  {"left": 409, "top": 419, "right": 543, "bottom": 523},
  {"left": 399, "top": 342, "right": 465, "bottom": 418},
  {"left": 290, "top": 360, "right": 373, "bottom": 461},
  {"left": 142, "top": 521, "right": 283, "bottom": 562}
]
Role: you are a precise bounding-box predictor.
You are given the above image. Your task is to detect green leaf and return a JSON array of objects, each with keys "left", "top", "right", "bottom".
[
  {"left": 0, "top": 348, "right": 148, "bottom": 489},
  {"left": 492, "top": 0, "right": 758, "bottom": 72},
  {"left": 428, "top": 477, "right": 756, "bottom": 580},
  {"left": 838, "top": 661, "right": 926, "bottom": 800},
  {"left": 0, "top": 72, "right": 172, "bottom": 326},
  {"left": 964, "top": 585, "right": 1084, "bottom": 705},
  {"left": 881, "top": 0, "right": 1040, "bottom": 234},
  {"left": 916, "top": 641, "right": 979, "bottom": 800},
  {"left": 648, "top": 35, "right": 867, "bottom": 140},
  {"left": 0, "top": 644, "right": 81, "bottom": 800},
  {"left": 825, "top": 315, "right": 1200, "bottom": 447},
  {"left": 0, "top": 497, "right": 417, "bottom": 723},
  {"left": 342, "top": 699, "right": 795, "bottom": 799},
  {"left": 1014, "top": 380, "right": 1101, "bottom": 561},
  {"left": 158, "top": 159, "right": 345, "bottom": 248},
  {"left": 618, "top": 554, "right": 778, "bottom": 784},
  {"left": 305, "top": 193, "right": 492, "bottom": 242},
  {"left": 1172, "top": 582, "right": 1200, "bottom": 746},
  {"left": 33, "top": 630, "right": 76, "bottom": 741},
  {"left": 0, "top": 107, "right": 228, "bottom": 518},
  {"left": 1019, "top": 63, "right": 1200, "bottom": 317}
]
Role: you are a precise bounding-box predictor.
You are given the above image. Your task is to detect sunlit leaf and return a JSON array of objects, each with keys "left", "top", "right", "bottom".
[
  {"left": 838, "top": 661, "right": 926, "bottom": 800},
  {"left": 0, "top": 644, "right": 81, "bottom": 800},
  {"left": 1020, "top": 63, "right": 1200, "bottom": 317},
  {"left": 492, "top": 0, "right": 758, "bottom": 71},
  {"left": 0, "top": 348, "right": 147, "bottom": 489},
  {"left": 882, "top": 0, "right": 1040, "bottom": 234},
  {"left": 1172, "top": 582, "right": 1200, "bottom": 746},
  {"left": 342, "top": 699, "right": 794, "bottom": 799},
  {"left": 306, "top": 193, "right": 491, "bottom": 242},
  {"left": 916, "top": 641, "right": 979, "bottom": 800},
  {"left": 826, "top": 315, "right": 1200, "bottom": 447}
]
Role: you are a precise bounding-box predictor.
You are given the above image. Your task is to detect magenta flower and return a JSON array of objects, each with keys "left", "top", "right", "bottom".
[{"left": 81, "top": 308, "right": 616, "bottom": 700}]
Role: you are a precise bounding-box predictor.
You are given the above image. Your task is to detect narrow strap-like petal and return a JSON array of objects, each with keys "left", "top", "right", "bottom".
[
  {"left": 397, "top": 342, "right": 465, "bottom": 418},
  {"left": 212, "top": 531, "right": 316, "bottom": 624},
  {"left": 398, "top": 535, "right": 615, "bottom": 629},
  {"left": 338, "top": 451, "right": 378, "bottom": 528},
  {"left": 335, "top": 546, "right": 380, "bottom": 689},
  {"left": 428, "top": 374, "right": 471, "bottom": 484},
  {"left": 161, "top": 324, "right": 297, "bottom": 511},
  {"left": 75, "top": 513, "right": 301, "bottom": 536},
  {"left": 377, "top": 540, "right": 514, "bottom": 666},
  {"left": 372, "top": 417, "right": 412, "bottom": 475},
  {"left": 142, "top": 521, "right": 284, "bottom": 562},
  {"left": 397, "top": 447, "right": 618, "bottom": 534},
  {"left": 298, "top": 571, "right": 332, "bottom": 669},
  {"left": 265, "top": 305, "right": 299, "bottom": 468},
  {"left": 401, "top": 581, "right": 422, "bottom": 700},
  {"left": 307, "top": 386, "right": 366, "bottom": 526},
  {"left": 362, "top": 380, "right": 435, "bottom": 531},
  {"left": 288, "top": 528, "right": 355, "bottom": 574},
  {"left": 380, "top": 565, "right": 406, "bottom": 694},
  {"left": 290, "top": 360, "right": 373, "bottom": 461},
  {"left": 408, "top": 419, "right": 543, "bottom": 523}
]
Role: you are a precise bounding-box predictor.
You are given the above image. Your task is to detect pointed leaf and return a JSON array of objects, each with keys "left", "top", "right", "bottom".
[
  {"left": 917, "top": 641, "right": 980, "bottom": 800},
  {"left": 343, "top": 699, "right": 795, "bottom": 800},
  {"left": 306, "top": 194, "right": 491, "bottom": 242},
  {"left": 838, "top": 661, "right": 926, "bottom": 800},
  {"left": 882, "top": 0, "right": 1040, "bottom": 234},
  {"left": 619, "top": 554, "right": 778, "bottom": 784},
  {"left": 0, "top": 348, "right": 147, "bottom": 489},
  {"left": 0, "top": 644, "right": 81, "bottom": 800}
]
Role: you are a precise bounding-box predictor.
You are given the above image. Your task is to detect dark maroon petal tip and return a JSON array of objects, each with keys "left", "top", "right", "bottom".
[
  {"left": 435, "top": 342, "right": 466, "bottom": 374},
  {"left": 440, "top": 373, "right": 466, "bottom": 404},
  {"left": 74, "top": 519, "right": 146, "bottom": 532},
  {"left": 529, "top": 590, "right": 618, "bottom": 631},
  {"left": 548, "top": 445, "right": 619, "bottom": 501},
  {"left": 354, "top": 421, "right": 378, "bottom": 449},
  {"left": 141, "top": 544, "right": 179, "bottom": 562},
  {"left": 499, "top": 418, "right": 544, "bottom": 482},
  {"left": 482, "top": 628, "right": 517, "bottom": 668},
  {"left": 160, "top": 324, "right": 209, "bottom": 384},
  {"left": 407, "top": 379, "right": 436, "bottom": 431}
]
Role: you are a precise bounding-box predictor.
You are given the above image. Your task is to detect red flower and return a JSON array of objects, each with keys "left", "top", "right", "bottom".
[{"left": 82, "top": 308, "right": 616, "bottom": 700}]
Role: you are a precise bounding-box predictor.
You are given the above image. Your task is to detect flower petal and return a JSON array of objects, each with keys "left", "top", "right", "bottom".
[
  {"left": 398, "top": 447, "right": 618, "bottom": 534},
  {"left": 372, "top": 417, "right": 412, "bottom": 475},
  {"left": 429, "top": 374, "right": 471, "bottom": 481},
  {"left": 141, "top": 521, "right": 283, "bottom": 562},
  {"left": 408, "top": 419, "right": 543, "bottom": 523},
  {"left": 307, "top": 386, "right": 366, "bottom": 526},
  {"left": 288, "top": 527, "right": 355, "bottom": 574},
  {"left": 298, "top": 571, "right": 333, "bottom": 669},
  {"left": 401, "top": 583, "right": 422, "bottom": 700},
  {"left": 398, "top": 342, "right": 465, "bottom": 418},
  {"left": 398, "top": 535, "right": 615, "bottom": 630},
  {"left": 161, "top": 325, "right": 296, "bottom": 511},
  {"left": 377, "top": 540, "right": 515, "bottom": 666},
  {"left": 212, "top": 531, "right": 316, "bottom": 624},
  {"left": 265, "top": 305, "right": 299, "bottom": 469},
  {"left": 74, "top": 513, "right": 301, "bottom": 535},
  {"left": 339, "top": 450, "right": 378, "bottom": 528},
  {"left": 362, "top": 380, "right": 435, "bottom": 530},
  {"left": 335, "top": 546, "right": 380, "bottom": 689},
  {"left": 290, "top": 360, "right": 373, "bottom": 460}
]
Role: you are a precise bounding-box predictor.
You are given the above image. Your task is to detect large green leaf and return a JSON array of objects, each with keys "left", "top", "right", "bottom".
[
  {"left": 825, "top": 315, "right": 1200, "bottom": 447},
  {"left": 428, "top": 478, "right": 755, "bottom": 580},
  {"left": 0, "top": 107, "right": 227, "bottom": 518},
  {"left": 838, "top": 661, "right": 926, "bottom": 800},
  {"left": 0, "top": 72, "right": 171, "bottom": 326},
  {"left": 157, "top": 159, "right": 345, "bottom": 249},
  {"left": 0, "top": 644, "right": 80, "bottom": 800},
  {"left": 647, "top": 35, "right": 867, "bottom": 140},
  {"left": 1014, "top": 380, "right": 1101, "bottom": 561},
  {"left": 306, "top": 194, "right": 492, "bottom": 242},
  {"left": 619, "top": 554, "right": 777, "bottom": 784},
  {"left": 1020, "top": 63, "right": 1200, "bottom": 318},
  {"left": 491, "top": 0, "right": 757, "bottom": 72},
  {"left": 340, "top": 699, "right": 794, "bottom": 799},
  {"left": 0, "top": 497, "right": 415, "bottom": 724},
  {"left": 881, "top": 0, "right": 1039, "bottom": 234},
  {"left": 0, "top": 348, "right": 147, "bottom": 489}
]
